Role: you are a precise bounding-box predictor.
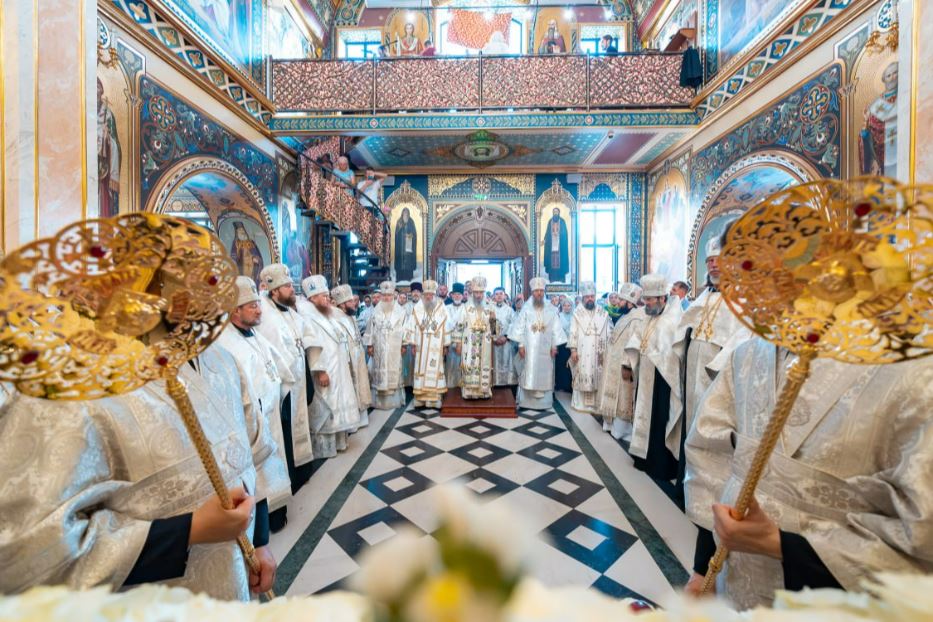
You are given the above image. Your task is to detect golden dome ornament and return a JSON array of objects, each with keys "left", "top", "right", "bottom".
[
  {"left": 700, "top": 177, "right": 932, "bottom": 595},
  {"left": 0, "top": 214, "right": 274, "bottom": 599}
]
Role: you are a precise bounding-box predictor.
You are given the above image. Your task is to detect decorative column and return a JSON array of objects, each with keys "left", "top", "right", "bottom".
[{"left": 1, "top": 0, "right": 96, "bottom": 253}]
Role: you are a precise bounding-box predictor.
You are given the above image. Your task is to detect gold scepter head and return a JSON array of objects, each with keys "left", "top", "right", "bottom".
[
  {"left": 0, "top": 213, "right": 273, "bottom": 597},
  {"left": 699, "top": 176, "right": 933, "bottom": 594}
]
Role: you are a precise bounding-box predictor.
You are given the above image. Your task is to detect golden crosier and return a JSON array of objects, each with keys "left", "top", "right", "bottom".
[
  {"left": 700, "top": 177, "right": 932, "bottom": 595},
  {"left": 0, "top": 214, "right": 273, "bottom": 598}
]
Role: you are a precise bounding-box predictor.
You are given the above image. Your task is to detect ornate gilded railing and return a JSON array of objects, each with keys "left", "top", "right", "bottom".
[
  {"left": 298, "top": 148, "right": 389, "bottom": 265},
  {"left": 272, "top": 52, "right": 694, "bottom": 113}
]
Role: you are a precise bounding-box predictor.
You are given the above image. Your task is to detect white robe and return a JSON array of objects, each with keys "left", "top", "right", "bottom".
[
  {"left": 491, "top": 302, "right": 518, "bottom": 386},
  {"left": 624, "top": 301, "right": 683, "bottom": 460},
  {"left": 363, "top": 302, "right": 408, "bottom": 409},
  {"left": 509, "top": 302, "right": 567, "bottom": 409},
  {"left": 597, "top": 309, "right": 639, "bottom": 440},
  {"left": 458, "top": 301, "right": 496, "bottom": 399},
  {"left": 671, "top": 287, "right": 752, "bottom": 458},
  {"left": 333, "top": 309, "right": 373, "bottom": 426},
  {"left": 406, "top": 300, "right": 451, "bottom": 407},
  {"left": 567, "top": 306, "right": 611, "bottom": 413},
  {"left": 298, "top": 304, "right": 362, "bottom": 458},
  {"left": 445, "top": 303, "right": 466, "bottom": 388},
  {"left": 0, "top": 350, "right": 257, "bottom": 600},
  {"left": 214, "top": 327, "right": 293, "bottom": 511},
  {"left": 255, "top": 296, "right": 313, "bottom": 466},
  {"left": 686, "top": 339, "right": 933, "bottom": 609}
]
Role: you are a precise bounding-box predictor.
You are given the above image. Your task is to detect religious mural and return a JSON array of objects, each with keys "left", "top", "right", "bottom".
[
  {"left": 384, "top": 9, "right": 431, "bottom": 56},
  {"left": 219, "top": 214, "right": 271, "bottom": 283},
  {"left": 648, "top": 169, "right": 690, "bottom": 283},
  {"left": 714, "top": 0, "right": 797, "bottom": 71},
  {"left": 160, "top": 0, "right": 264, "bottom": 83},
  {"left": 95, "top": 44, "right": 132, "bottom": 217},
  {"left": 849, "top": 47, "right": 899, "bottom": 178},
  {"left": 533, "top": 8, "right": 574, "bottom": 54},
  {"left": 539, "top": 206, "right": 571, "bottom": 283},
  {"left": 268, "top": 2, "right": 314, "bottom": 59},
  {"left": 280, "top": 172, "right": 313, "bottom": 281},
  {"left": 385, "top": 182, "right": 427, "bottom": 283}
]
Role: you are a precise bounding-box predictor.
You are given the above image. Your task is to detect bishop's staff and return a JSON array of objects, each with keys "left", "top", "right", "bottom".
[
  {"left": 700, "top": 177, "right": 933, "bottom": 594},
  {"left": 0, "top": 214, "right": 274, "bottom": 599}
]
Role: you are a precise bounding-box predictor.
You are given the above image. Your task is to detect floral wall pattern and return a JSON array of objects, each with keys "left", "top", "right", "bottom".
[
  {"left": 139, "top": 76, "right": 278, "bottom": 212},
  {"left": 690, "top": 63, "right": 842, "bottom": 203}
]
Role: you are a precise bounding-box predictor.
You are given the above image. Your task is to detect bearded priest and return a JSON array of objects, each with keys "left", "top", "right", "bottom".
[
  {"left": 363, "top": 280, "right": 408, "bottom": 410},
  {"left": 457, "top": 275, "right": 497, "bottom": 399},
  {"left": 672, "top": 234, "right": 752, "bottom": 489},
  {"left": 331, "top": 284, "right": 373, "bottom": 428},
  {"left": 216, "top": 276, "right": 293, "bottom": 529},
  {"left": 597, "top": 282, "right": 642, "bottom": 440},
  {"left": 407, "top": 280, "right": 450, "bottom": 408},
  {"left": 625, "top": 273, "right": 683, "bottom": 495},
  {"left": 256, "top": 263, "right": 314, "bottom": 493},
  {"left": 510, "top": 277, "right": 567, "bottom": 409},
  {"left": 298, "top": 275, "right": 362, "bottom": 458},
  {"left": 568, "top": 281, "right": 611, "bottom": 413}
]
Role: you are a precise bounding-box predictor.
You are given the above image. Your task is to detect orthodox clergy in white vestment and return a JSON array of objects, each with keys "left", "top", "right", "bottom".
[
  {"left": 457, "top": 275, "right": 497, "bottom": 399},
  {"left": 256, "top": 263, "right": 314, "bottom": 491},
  {"left": 491, "top": 287, "right": 518, "bottom": 387},
  {"left": 597, "top": 282, "right": 642, "bottom": 439},
  {"left": 444, "top": 282, "right": 466, "bottom": 388},
  {"left": 298, "top": 275, "right": 361, "bottom": 458},
  {"left": 510, "top": 277, "right": 567, "bottom": 409},
  {"left": 568, "top": 281, "right": 611, "bottom": 413},
  {"left": 215, "top": 277, "right": 293, "bottom": 514},
  {"left": 363, "top": 280, "right": 408, "bottom": 409},
  {"left": 685, "top": 339, "right": 933, "bottom": 609},
  {"left": 624, "top": 273, "right": 683, "bottom": 486},
  {"left": 407, "top": 280, "right": 450, "bottom": 408},
  {"left": 0, "top": 350, "right": 261, "bottom": 600},
  {"left": 332, "top": 284, "right": 372, "bottom": 428},
  {"left": 671, "top": 235, "right": 751, "bottom": 480}
]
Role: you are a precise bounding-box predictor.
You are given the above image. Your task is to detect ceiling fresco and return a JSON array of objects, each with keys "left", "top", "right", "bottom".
[{"left": 349, "top": 128, "right": 689, "bottom": 171}]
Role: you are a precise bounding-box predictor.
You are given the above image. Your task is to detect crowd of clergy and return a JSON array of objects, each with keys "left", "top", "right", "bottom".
[{"left": 1, "top": 229, "right": 930, "bottom": 609}]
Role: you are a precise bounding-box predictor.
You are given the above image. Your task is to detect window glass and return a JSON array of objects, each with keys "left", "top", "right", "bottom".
[
  {"left": 579, "top": 247, "right": 595, "bottom": 283},
  {"left": 595, "top": 210, "right": 615, "bottom": 245}
]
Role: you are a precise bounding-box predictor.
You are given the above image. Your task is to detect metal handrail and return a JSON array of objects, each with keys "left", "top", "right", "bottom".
[{"left": 298, "top": 151, "right": 387, "bottom": 226}]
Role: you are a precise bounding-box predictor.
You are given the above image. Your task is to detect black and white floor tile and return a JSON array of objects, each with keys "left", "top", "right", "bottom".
[{"left": 271, "top": 392, "right": 695, "bottom": 605}]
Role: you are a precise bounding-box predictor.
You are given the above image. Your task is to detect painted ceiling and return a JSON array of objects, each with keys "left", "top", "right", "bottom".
[{"left": 349, "top": 128, "right": 690, "bottom": 171}]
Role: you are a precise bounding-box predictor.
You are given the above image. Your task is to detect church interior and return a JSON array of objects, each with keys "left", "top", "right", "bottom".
[{"left": 1, "top": 0, "right": 931, "bottom": 619}]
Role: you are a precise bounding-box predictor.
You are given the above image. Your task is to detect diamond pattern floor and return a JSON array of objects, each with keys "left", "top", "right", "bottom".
[{"left": 272, "top": 395, "right": 692, "bottom": 605}]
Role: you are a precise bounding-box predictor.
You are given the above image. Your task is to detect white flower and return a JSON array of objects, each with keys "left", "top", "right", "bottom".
[
  {"left": 465, "top": 499, "right": 535, "bottom": 576},
  {"left": 351, "top": 527, "right": 439, "bottom": 603},
  {"left": 255, "top": 591, "right": 372, "bottom": 622},
  {"left": 863, "top": 572, "right": 933, "bottom": 622},
  {"left": 774, "top": 587, "right": 873, "bottom": 615},
  {"left": 506, "top": 579, "right": 664, "bottom": 622}
]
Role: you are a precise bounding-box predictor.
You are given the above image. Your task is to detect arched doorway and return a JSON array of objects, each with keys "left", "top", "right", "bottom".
[
  {"left": 688, "top": 152, "right": 817, "bottom": 288},
  {"left": 145, "top": 157, "right": 278, "bottom": 284},
  {"left": 430, "top": 205, "right": 531, "bottom": 296}
]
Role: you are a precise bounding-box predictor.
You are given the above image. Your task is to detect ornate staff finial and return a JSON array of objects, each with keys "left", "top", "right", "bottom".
[
  {"left": 701, "top": 176, "right": 932, "bottom": 593},
  {"left": 0, "top": 213, "right": 273, "bottom": 598}
]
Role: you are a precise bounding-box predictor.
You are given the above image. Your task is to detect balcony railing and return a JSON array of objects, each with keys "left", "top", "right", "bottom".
[
  {"left": 299, "top": 153, "right": 389, "bottom": 266},
  {"left": 272, "top": 52, "right": 694, "bottom": 114}
]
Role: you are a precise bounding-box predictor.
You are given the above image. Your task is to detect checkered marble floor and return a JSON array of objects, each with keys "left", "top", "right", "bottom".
[{"left": 272, "top": 395, "right": 693, "bottom": 604}]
